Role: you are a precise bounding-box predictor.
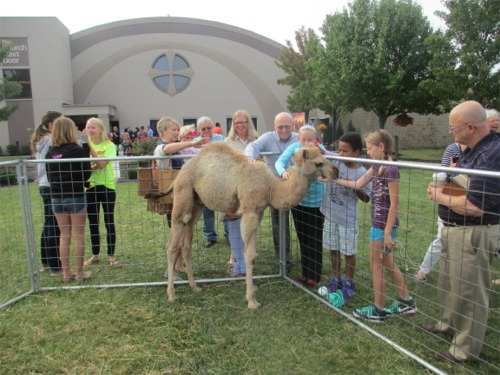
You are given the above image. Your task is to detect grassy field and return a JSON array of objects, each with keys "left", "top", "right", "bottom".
[
  {"left": 398, "top": 148, "right": 443, "bottom": 162},
  {"left": 0, "top": 165, "right": 499, "bottom": 374}
]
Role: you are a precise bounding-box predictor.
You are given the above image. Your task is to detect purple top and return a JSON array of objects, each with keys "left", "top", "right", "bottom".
[{"left": 371, "top": 165, "right": 399, "bottom": 229}]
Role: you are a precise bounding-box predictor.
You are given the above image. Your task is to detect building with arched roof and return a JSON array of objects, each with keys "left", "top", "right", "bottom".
[{"left": 0, "top": 17, "right": 289, "bottom": 147}]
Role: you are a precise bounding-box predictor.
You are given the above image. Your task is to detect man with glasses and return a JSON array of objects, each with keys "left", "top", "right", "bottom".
[
  {"left": 245, "top": 112, "right": 299, "bottom": 269},
  {"left": 425, "top": 101, "right": 500, "bottom": 363},
  {"left": 197, "top": 116, "right": 224, "bottom": 247}
]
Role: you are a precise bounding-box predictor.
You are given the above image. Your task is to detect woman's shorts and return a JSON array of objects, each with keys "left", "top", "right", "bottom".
[
  {"left": 52, "top": 196, "right": 87, "bottom": 214},
  {"left": 370, "top": 227, "right": 398, "bottom": 242}
]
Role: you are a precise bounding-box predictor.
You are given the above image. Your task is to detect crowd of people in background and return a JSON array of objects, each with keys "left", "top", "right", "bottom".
[{"left": 29, "top": 102, "right": 500, "bottom": 364}]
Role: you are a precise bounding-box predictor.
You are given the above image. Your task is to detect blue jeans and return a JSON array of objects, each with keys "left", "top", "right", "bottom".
[
  {"left": 203, "top": 207, "right": 217, "bottom": 241},
  {"left": 225, "top": 218, "right": 246, "bottom": 274},
  {"left": 202, "top": 207, "right": 229, "bottom": 241}
]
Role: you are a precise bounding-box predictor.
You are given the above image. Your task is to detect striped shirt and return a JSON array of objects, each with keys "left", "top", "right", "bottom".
[
  {"left": 441, "top": 143, "right": 462, "bottom": 167},
  {"left": 275, "top": 141, "right": 324, "bottom": 208}
]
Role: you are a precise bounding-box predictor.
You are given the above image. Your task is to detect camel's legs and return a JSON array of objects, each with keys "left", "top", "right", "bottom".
[
  {"left": 166, "top": 186, "right": 195, "bottom": 302},
  {"left": 182, "top": 204, "right": 202, "bottom": 292},
  {"left": 166, "top": 224, "right": 182, "bottom": 302},
  {"left": 241, "top": 211, "right": 261, "bottom": 309}
]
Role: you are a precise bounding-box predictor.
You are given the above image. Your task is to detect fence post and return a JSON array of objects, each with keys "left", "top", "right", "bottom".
[
  {"left": 278, "top": 209, "right": 288, "bottom": 277},
  {"left": 16, "top": 160, "right": 39, "bottom": 293}
]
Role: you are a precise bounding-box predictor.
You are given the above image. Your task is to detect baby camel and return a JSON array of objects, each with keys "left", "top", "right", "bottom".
[{"left": 166, "top": 142, "right": 336, "bottom": 309}]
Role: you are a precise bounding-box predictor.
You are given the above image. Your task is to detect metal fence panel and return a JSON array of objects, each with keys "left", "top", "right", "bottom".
[
  {"left": 0, "top": 161, "right": 33, "bottom": 309},
  {"left": 283, "top": 155, "right": 500, "bottom": 374}
]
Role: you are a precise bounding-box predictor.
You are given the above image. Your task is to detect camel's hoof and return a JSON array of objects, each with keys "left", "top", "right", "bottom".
[
  {"left": 247, "top": 300, "right": 261, "bottom": 309},
  {"left": 167, "top": 294, "right": 176, "bottom": 303},
  {"left": 192, "top": 286, "right": 202, "bottom": 293}
]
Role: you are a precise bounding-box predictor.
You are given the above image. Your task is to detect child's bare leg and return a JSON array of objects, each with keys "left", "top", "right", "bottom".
[
  {"left": 330, "top": 250, "right": 341, "bottom": 278},
  {"left": 383, "top": 252, "right": 409, "bottom": 300},
  {"left": 55, "top": 213, "right": 72, "bottom": 279},
  {"left": 71, "top": 212, "right": 86, "bottom": 276},
  {"left": 370, "top": 241, "right": 385, "bottom": 309},
  {"left": 345, "top": 255, "right": 356, "bottom": 280}
]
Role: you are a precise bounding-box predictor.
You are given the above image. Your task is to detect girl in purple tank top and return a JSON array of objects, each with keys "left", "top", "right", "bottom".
[{"left": 335, "top": 130, "right": 415, "bottom": 322}]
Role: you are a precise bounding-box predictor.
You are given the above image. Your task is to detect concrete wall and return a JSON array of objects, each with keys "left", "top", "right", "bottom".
[
  {"left": 0, "top": 17, "right": 74, "bottom": 145},
  {"left": 79, "top": 48, "right": 265, "bottom": 131},
  {"left": 70, "top": 18, "right": 289, "bottom": 134},
  {"left": 341, "top": 109, "right": 453, "bottom": 149}
]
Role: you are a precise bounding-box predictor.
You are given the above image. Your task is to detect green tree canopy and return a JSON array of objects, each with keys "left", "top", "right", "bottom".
[
  {"left": 276, "top": 27, "right": 322, "bottom": 122},
  {"left": 435, "top": 0, "right": 500, "bottom": 108},
  {"left": 322, "top": 0, "right": 441, "bottom": 128}
]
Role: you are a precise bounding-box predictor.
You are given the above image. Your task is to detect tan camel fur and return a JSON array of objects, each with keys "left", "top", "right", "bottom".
[{"left": 166, "top": 142, "right": 337, "bottom": 309}]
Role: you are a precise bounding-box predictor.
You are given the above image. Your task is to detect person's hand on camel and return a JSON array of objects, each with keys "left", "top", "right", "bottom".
[
  {"left": 281, "top": 171, "right": 290, "bottom": 180},
  {"left": 191, "top": 137, "right": 209, "bottom": 148}
]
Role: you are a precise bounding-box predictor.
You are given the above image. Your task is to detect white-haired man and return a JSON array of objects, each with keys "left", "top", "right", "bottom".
[
  {"left": 425, "top": 101, "right": 500, "bottom": 363},
  {"left": 245, "top": 112, "right": 299, "bottom": 268}
]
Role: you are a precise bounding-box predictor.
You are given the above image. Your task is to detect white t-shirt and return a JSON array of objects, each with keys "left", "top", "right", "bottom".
[
  {"left": 154, "top": 144, "right": 172, "bottom": 170},
  {"left": 321, "top": 157, "right": 371, "bottom": 227}
]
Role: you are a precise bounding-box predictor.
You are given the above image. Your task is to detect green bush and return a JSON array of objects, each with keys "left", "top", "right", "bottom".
[
  {"left": 20, "top": 144, "right": 31, "bottom": 155},
  {"left": 0, "top": 170, "right": 17, "bottom": 186},
  {"left": 6, "top": 144, "right": 19, "bottom": 156},
  {"left": 131, "top": 137, "right": 159, "bottom": 156}
]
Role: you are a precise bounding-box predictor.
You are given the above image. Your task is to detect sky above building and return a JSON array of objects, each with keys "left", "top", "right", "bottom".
[{"left": 2, "top": 0, "right": 446, "bottom": 45}]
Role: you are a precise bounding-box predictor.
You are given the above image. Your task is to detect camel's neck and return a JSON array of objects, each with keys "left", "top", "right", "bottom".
[{"left": 270, "top": 167, "right": 311, "bottom": 209}]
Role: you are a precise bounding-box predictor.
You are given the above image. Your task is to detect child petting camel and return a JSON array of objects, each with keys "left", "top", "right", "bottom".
[
  {"left": 275, "top": 125, "right": 327, "bottom": 288},
  {"left": 335, "top": 130, "right": 416, "bottom": 322}
]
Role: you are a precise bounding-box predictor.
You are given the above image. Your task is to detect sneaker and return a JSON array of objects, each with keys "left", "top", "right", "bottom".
[
  {"left": 341, "top": 279, "right": 356, "bottom": 301},
  {"left": 384, "top": 297, "right": 417, "bottom": 316},
  {"left": 205, "top": 240, "right": 217, "bottom": 248},
  {"left": 306, "top": 279, "right": 319, "bottom": 288},
  {"left": 326, "top": 276, "right": 342, "bottom": 292},
  {"left": 352, "top": 304, "right": 387, "bottom": 322}
]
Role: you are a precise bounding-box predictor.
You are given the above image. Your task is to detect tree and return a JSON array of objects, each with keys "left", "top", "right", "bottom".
[
  {"left": 0, "top": 46, "right": 22, "bottom": 121},
  {"left": 435, "top": 0, "right": 500, "bottom": 108},
  {"left": 322, "top": 0, "right": 442, "bottom": 128},
  {"left": 276, "top": 27, "right": 322, "bottom": 122}
]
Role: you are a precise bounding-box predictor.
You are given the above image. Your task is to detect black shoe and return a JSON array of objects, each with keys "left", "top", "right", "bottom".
[{"left": 205, "top": 240, "right": 217, "bottom": 248}]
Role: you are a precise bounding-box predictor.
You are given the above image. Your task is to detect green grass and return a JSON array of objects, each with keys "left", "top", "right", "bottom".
[
  {"left": 398, "top": 148, "right": 443, "bottom": 162},
  {"left": 0, "top": 169, "right": 499, "bottom": 374}
]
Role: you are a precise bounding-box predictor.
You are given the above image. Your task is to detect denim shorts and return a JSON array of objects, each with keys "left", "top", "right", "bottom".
[
  {"left": 370, "top": 227, "right": 398, "bottom": 242},
  {"left": 52, "top": 196, "right": 87, "bottom": 214}
]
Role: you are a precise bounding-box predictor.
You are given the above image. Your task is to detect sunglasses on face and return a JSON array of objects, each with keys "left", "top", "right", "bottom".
[
  {"left": 234, "top": 121, "right": 248, "bottom": 126},
  {"left": 276, "top": 125, "right": 291, "bottom": 130},
  {"left": 200, "top": 127, "right": 213, "bottom": 131}
]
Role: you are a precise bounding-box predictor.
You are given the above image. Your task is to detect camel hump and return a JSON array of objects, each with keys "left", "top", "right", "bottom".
[{"left": 199, "top": 142, "right": 249, "bottom": 163}]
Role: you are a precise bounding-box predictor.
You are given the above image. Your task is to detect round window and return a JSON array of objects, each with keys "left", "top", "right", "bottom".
[{"left": 149, "top": 51, "right": 193, "bottom": 96}]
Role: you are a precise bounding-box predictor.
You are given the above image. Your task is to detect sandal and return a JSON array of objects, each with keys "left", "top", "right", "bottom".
[
  {"left": 63, "top": 274, "right": 75, "bottom": 283},
  {"left": 84, "top": 255, "right": 100, "bottom": 267},
  {"left": 75, "top": 271, "right": 91, "bottom": 281},
  {"left": 108, "top": 256, "right": 121, "bottom": 267}
]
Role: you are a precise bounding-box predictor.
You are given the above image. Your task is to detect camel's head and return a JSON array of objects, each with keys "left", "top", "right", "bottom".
[{"left": 293, "top": 146, "right": 338, "bottom": 180}]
